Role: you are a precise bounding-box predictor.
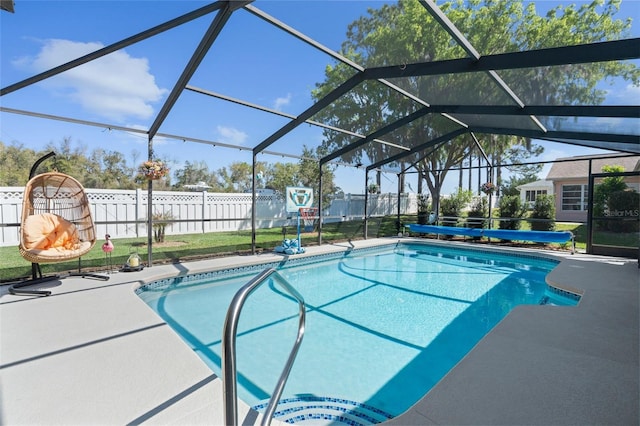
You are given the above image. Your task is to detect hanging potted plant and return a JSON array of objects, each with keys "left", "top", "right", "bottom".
[
  {"left": 138, "top": 160, "right": 169, "bottom": 180},
  {"left": 481, "top": 182, "right": 496, "bottom": 195}
]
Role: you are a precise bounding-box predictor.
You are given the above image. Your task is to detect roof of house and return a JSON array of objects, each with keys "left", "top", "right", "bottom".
[
  {"left": 546, "top": 154, "right": 640, "bottom": 180},
  {"left": 517, "top": 179, "right": 554, "bottom": 190}
]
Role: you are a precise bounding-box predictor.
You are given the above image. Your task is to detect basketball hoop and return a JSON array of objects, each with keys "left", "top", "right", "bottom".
[{"left": 299, "top": 207, "right": 319, "bottom": 232}]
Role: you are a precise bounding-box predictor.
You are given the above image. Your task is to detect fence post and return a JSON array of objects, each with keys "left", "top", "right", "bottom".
[
  {"left": 202, "top": 191, "right": 207, "bottom": 233},
  {"left": 135, "top": 188, "right": 143, "bottom": 238}
]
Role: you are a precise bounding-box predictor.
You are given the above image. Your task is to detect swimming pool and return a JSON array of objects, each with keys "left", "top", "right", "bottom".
[{"left": 137, "top": 242, "right": 579, "bottom": 424}]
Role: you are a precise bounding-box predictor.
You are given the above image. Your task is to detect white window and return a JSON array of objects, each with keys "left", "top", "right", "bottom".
[
  {"left": 525, "top": 189, "right": 547, "bottom": 203},
  {"left": 562, "top": 184, "right": 588, "bottom": 211}
]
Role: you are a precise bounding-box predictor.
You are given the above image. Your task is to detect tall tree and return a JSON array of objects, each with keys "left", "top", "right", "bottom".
[
  {"left": 312, "top": 0, "right": 638, "bottom": 205},
  {"left": 103, "top": 150, "right": 136, "bottom": 189},
  {"left": 214, "top": 161, "right": 270, "bottom": 193},
  {"left": 215, "top": 162, "right": 250, "bottom": 192},
  {"left": 172, "top": 160, "right": 214, "bottom": 190},
  {"left": 88, "top": 149, "right": 136, "bottom": 189},
  {"left": 44, "top": 138, "right": 142, "bottom": 189},
  {"left": 44, "top": 137, "right": 91, "bottom": 179},
  {"left": 500, "top": 142, "right": 545, "bottom": 196},
  {"left": 0, "top": 142, "right": 40, "bottom": 185},
  {"left": 267, "top": 162, "right": 300, "bottom": 195},
  {"left": 1, "top": 138, "right": 144, "bottom": 189},
  {"left": 298, "top": 146, "right": 340, "bottom": 207}
]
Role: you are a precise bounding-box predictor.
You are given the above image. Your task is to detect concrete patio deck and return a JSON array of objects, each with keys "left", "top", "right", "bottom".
[{"left": 1, "top": 238, "right": 638, "bottom": 425}]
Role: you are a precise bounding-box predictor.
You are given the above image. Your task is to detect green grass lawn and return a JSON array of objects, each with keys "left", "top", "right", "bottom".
[
  {"left": 0, "top": 217, "right": 402, "bottom": 282},
  {"left": 0, "top": 215, "right": 593, "bottom": 282}
]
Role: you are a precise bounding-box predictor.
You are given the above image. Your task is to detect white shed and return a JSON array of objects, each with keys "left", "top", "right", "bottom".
[{"left": 518, "top": 180, "right": 554, "bottom": 208}]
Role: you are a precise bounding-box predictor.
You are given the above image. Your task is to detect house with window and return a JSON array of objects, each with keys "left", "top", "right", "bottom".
[
  {"left": 517, "top": 179, "right": 554, "bottom": 208},
  {"left": 546, "top": 153, "right": 640, "bottom": 222}
]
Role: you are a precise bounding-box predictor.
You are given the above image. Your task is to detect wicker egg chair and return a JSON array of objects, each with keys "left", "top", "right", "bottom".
[{"left": 9, "top": 152, "right": 108, "bottom": 296}]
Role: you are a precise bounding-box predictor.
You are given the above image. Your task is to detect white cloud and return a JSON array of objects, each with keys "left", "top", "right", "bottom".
[
  {"left": 216, "top": 125, "right": 247, "bottom": 145},
  {"left": 273, "top": 93, "right": 292, "bottom": 111},
  {"left": 12, "top": 39, "right": 167, "bottom": 122},
  {"left": 616, "top": 84, "right": 640, "bottom": 103},
  {"left": 605, "top": 83, "right": 640, "bottom": 104}
]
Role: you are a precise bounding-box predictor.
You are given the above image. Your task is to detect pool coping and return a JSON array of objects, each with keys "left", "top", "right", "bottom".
[{"left": 1, "top": 237, "right": 638, "bottom": 425}]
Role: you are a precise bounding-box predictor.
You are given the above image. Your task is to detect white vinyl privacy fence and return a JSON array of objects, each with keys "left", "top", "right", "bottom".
[{"left": 0, "top": 187, "right": 417, "bottom": 247}]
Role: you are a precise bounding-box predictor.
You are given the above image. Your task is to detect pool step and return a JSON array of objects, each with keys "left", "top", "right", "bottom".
[{"left": 252, "top": 396, "right": 394, "bottom": 425}]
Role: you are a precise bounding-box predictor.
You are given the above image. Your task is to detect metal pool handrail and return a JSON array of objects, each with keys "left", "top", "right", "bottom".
[{"left": 222, "top": 268, "right": 306, "bottom": 426}]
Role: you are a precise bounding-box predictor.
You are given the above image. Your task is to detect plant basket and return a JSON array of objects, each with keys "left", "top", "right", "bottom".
[{"left": 138, "top": 160, "right": 169, "bottom": 181}]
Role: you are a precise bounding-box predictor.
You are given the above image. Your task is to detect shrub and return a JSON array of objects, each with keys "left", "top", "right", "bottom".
[
  {"left": 152, "top": 211, "right": 175, "bottom": 243},
  {"left": 593, "top": 165, "right": 627, "bottom": 229},
  {"left": 607, "top": 190, "right": 640, "bottom": 233},
  {"left": 498, "top": 195, "right": 525, "bottom": 230},
  {"left": 466, "top": 197, "right": 488, "bottom": 240},
  {"left": 440, "top": 188, "right": 473, "bottom": 227},
  {"left": 530, "top": 194, "right": 556, "bottom": 231},
  {"left": 466, "top": 197, "right": 488, "bottom": 229}
]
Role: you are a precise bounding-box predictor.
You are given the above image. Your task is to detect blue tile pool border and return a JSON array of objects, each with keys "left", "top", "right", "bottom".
[
  {"left": 136, "top": 241, "right": 580, "bottom": 301},
  {"left": 546, "top": 285, "right": 582, "bottom": 301},
  {"left": 135, "top": 244, "right": 390, "bottom": 295}
]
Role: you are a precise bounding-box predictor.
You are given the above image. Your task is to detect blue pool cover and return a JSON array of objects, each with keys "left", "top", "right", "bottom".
[
  {"left": 409, "top": 224, "right": 482, "bottom": 238},
  {"left": 408, "top": 224, "right": 573, "bottom": 243}
]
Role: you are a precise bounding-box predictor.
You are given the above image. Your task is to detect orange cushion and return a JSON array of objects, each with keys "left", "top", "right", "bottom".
[
  {"left": 51, "top": 216, "right": 79, "bottom": 249},
  {"left": 23, "top": 213, "right": 79, "bottom": 250}
]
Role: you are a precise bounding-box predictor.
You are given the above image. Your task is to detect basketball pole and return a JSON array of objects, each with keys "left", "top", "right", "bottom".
[
  {"left": 285, "top": 186, "right": 313, "bottom": 254},
  {"left": 297, "top": 209, "right": 302, "bottom": 250}
]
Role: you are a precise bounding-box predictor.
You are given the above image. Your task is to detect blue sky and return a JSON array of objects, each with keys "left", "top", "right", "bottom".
[{"left": 1, "top": 0, "right": 638, "bottom": 195}]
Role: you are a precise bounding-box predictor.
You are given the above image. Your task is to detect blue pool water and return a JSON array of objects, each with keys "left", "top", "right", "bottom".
[{"left": 137, "top": 243, "right": 579, "bottom": 421}]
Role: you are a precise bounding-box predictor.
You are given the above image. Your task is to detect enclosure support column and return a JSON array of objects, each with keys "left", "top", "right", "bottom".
[
  {"left": 434, "top": 171, "right": 440, "bottom": 223},
  {"left": 487, "top": 164, "right": 494, "bottom": 231},
  {"left": 397, "top": 173, "right": 402, "bottom": 235},
  {"left": 488, "top": 189, "right": 494, "bottom": 233},
  {"left": 477, "top": 155, "right": 481, "bottom": 194},
  {"left": 251, "top": 154, "right": 257, "bottom": 254},
  {"left": 147, "top": 139, "right": 154, "bottom": 268},
  {"left": 586, "top": 159, "right": 594, "bottom": 254},
  {"left": 318, "top": 162, "right": 323, "bottom": 245},
  {"left": 364, "top": 170, "right": 369, "bottom": 240},
  {"left": 468, "top": 154, "right": 473, "bottom": 191},
  {"left": 147, "top": 178, "right": 153, "bottom": 267}
]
